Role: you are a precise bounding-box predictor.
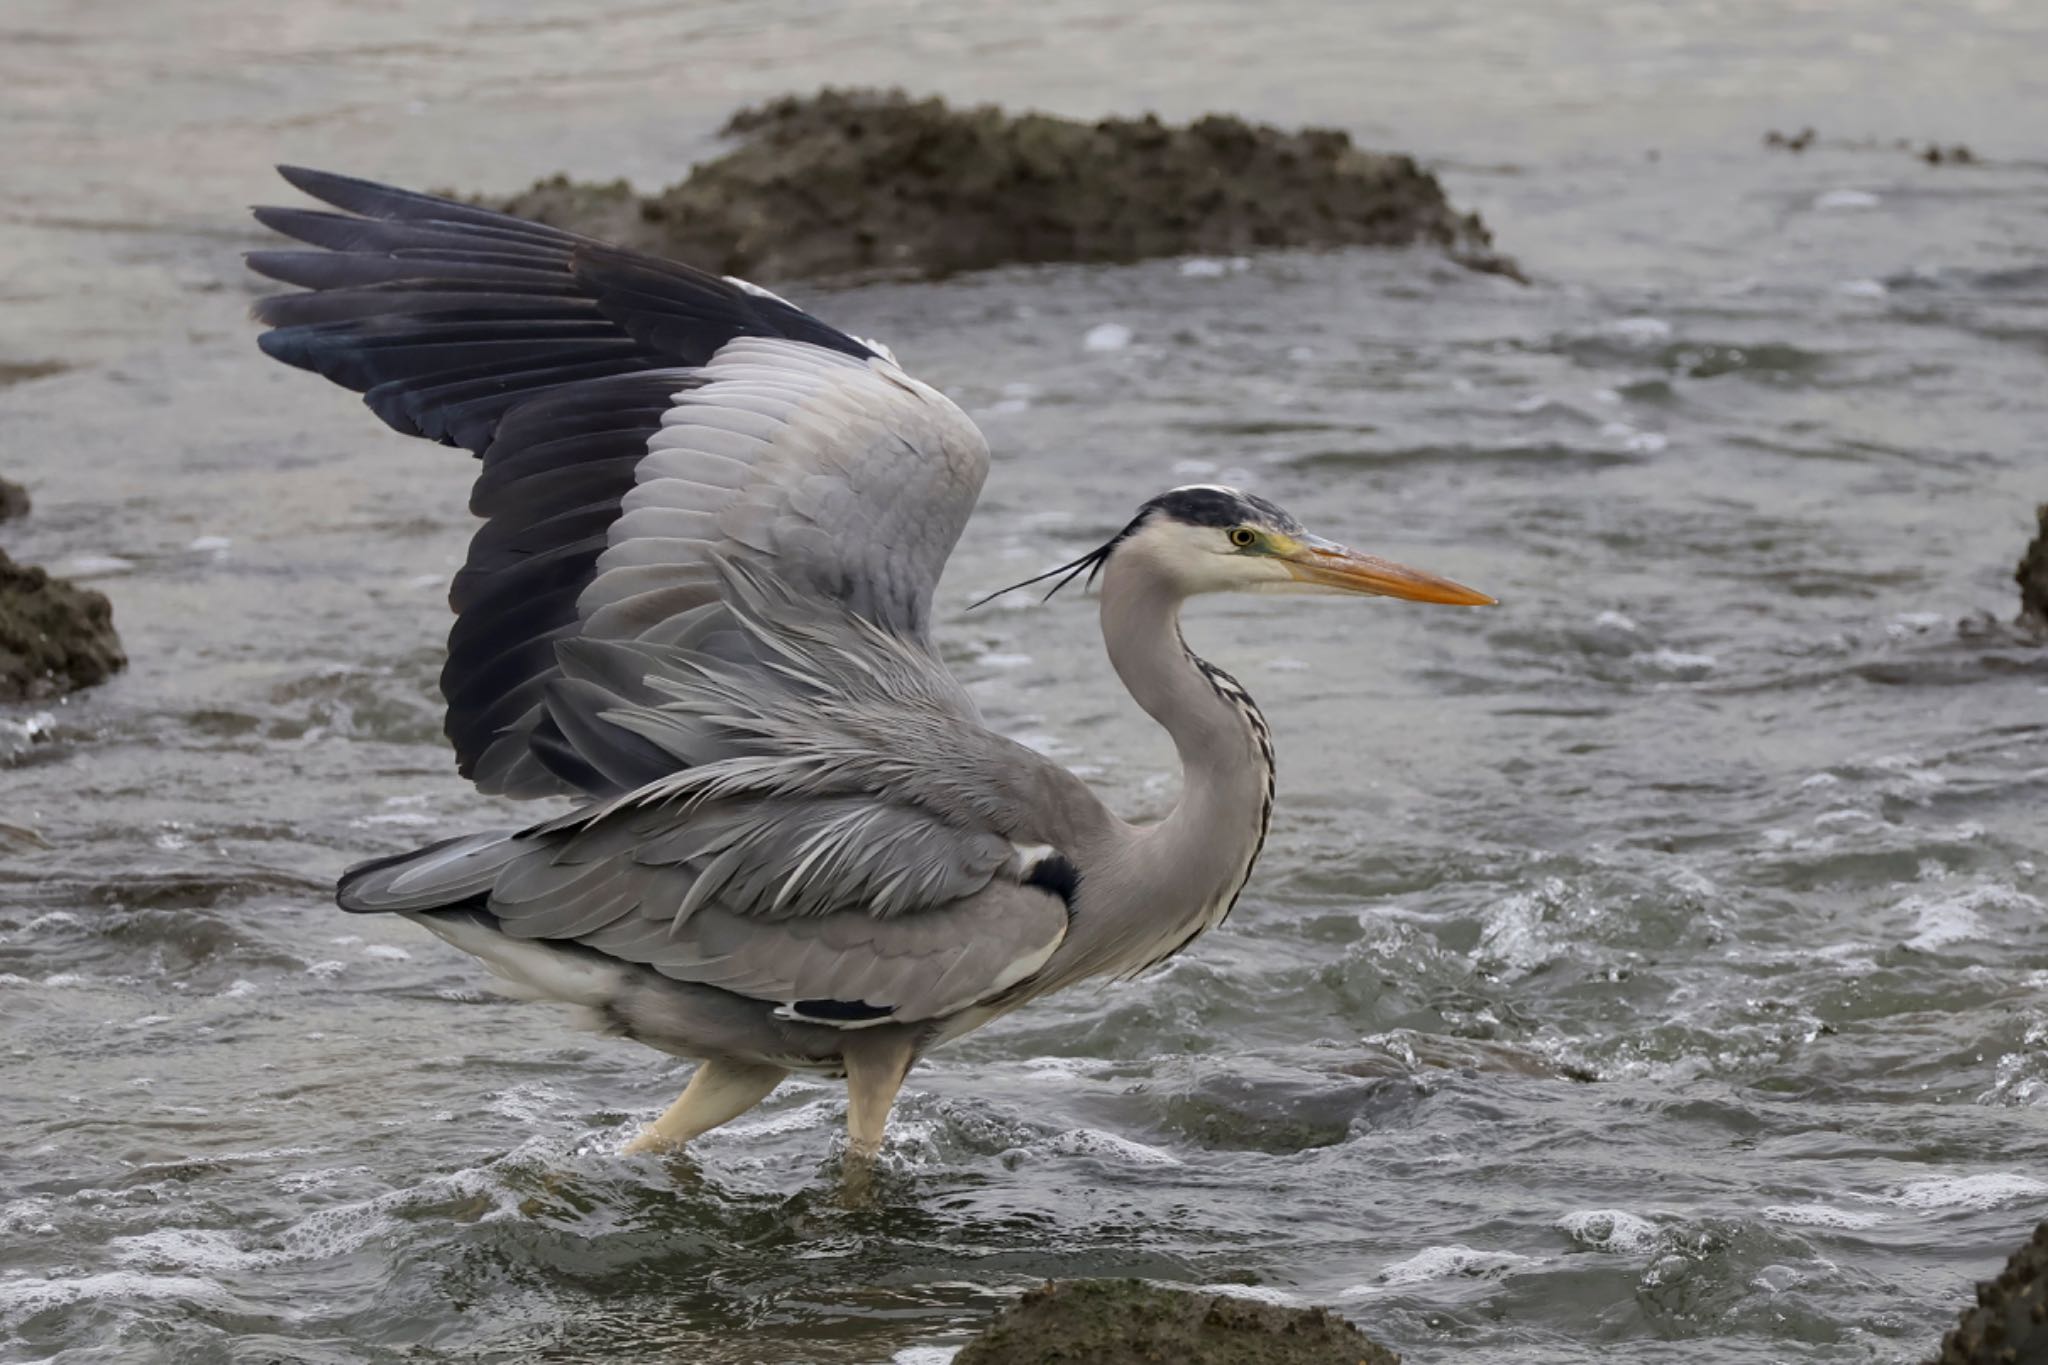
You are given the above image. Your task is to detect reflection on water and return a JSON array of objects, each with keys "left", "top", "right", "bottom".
[{"left": 3, "top": 1, "right": 2047, "bottom": 1362}]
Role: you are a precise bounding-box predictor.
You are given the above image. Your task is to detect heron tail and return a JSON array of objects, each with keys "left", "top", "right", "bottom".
[{"left": 336, "top": 830, "right": 523, "bottom": 913}]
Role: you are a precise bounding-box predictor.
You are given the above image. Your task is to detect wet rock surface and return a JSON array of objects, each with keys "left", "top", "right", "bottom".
[
  {"left": 953, "top": 1280, "right": 1398, "bottom": 1365},
  {"left": 2017, "top": 504, "right": 2048, "bottom": 634},
  {"left": 1928, "top": 1221, "right": 2048, "bottom": 1365},
  {"left": 0, "top": 548, "right": 126, "bottom": 701},
  {"left": 484, "top": 88, "right": 1517, "bottom": 283}
]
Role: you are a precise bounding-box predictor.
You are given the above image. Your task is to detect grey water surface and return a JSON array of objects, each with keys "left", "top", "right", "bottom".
[{"left": 3, "top": 2, "right": 2046, "bottom": 1362}]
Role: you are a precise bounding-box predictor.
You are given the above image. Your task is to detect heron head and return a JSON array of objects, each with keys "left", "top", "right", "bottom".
[{"left": 978, "top": 485, "right": 1495, "bottom": 607}]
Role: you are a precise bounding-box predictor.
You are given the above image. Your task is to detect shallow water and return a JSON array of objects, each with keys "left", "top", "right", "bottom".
[{"left": 4, "top": 2, "right": 2047, "bottom": 1362}]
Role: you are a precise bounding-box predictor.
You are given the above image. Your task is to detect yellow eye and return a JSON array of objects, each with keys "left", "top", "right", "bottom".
[{"left": 1228, "top": 527, "right": 1257, "bottom": 549}]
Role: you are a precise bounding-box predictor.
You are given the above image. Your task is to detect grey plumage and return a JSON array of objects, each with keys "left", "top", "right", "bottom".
[{"left": 252, "top": 168, "right": 1492, "bottom": 1157}]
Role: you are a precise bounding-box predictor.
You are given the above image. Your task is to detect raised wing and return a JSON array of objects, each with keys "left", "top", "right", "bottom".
[{"left": 249, "top": 168, "right": 990, "bottom": 799}]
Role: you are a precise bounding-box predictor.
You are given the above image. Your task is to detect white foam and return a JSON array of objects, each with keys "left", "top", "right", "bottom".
[
  {"left": 1889, "top": 1173, "right": 2048, "bottom": 1211},
  {"left": 1814, "top": 189, "right": 1880, "bottom": 210},
  {"left": 714, "top": 1097, "right": 835, "bottom": 1140},
  {"left": 112, "top": 1167, "right": 512, "bottom": 1278},
  {"left": 51, "top": 554, "right": 136, "bottom": 578},
  {"left": 1198, "top": 1282, "right": 1299, "bottom": 1305},
  {"left": 1083, "top": 322, "right": 1132, "bottom": 352},
  {"left": 1357, "top": 1244, "right": 1541, "bottom": 1290},
  {"left": 188, "top": 535, "right": 232, "bottom": 552},
  {"left": 487, "top": 1082, "right": 570, "bottom": 1125},
  {"left": 892, "top": 1349, "right": 962, "bottom": 1365},
  {"left": 0, "top": 1196, "right": 59, "bottom": 1235},
  {"left": 1608, "top": 316, "right": 1672, "bottom": 343},
  {"left": 1557, "top": 1208, "right": 1660, "bottom": 1253},
  {"left": 1898, "top": 883, "right": 2041, "bottom": 952},
  {"left": 361, "top": 944, "right": 412, "bottom": 961},
  {"left": 0, "top": 711, "right": 55, "bottom": 744},
  {"left": 1631, "top": 647, "right": 1717, "bottom": 679},
  {"left": 1473, "top": 878, "right": 1583, "bottom": 976},
  {"left": 1836, "top": 279, "right": 1888, "bottom": 298},
  {"left": 0, "top": 1272, "right": 232, "bottom": 1326},
  {"left": 1760, "top": 1202, "right": 1886, "bottom": 1230},
  {"left": 1041, "top": 1128, "right": 1183, "bottom": 1166},
  {"left": 111, "top": 1226, "right": 249, "bottom": 1273}
]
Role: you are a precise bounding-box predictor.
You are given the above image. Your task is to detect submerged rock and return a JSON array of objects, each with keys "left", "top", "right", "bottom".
[
  {"left": 485, "top": 88, "right": 1517, "bottom": 283},
  {"left": 2017, "top": 503, "right": 2048, "bottom": 635},
  {"left": 953, "top": 1279, "right": 1398, "bottom": 1365},
  {"left": 0, "top": 548, "right": 126, "bottom": 701},
  {"left": 1928, "top": 1221, "right": 2048, "bottom": 1365},
  {"left": 0, "top": 477, "right": 27, "bottom": 522}
]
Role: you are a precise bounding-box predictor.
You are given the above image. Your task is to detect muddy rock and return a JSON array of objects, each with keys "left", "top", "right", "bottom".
[
  {"left": 2017, "top": 503, "right": 2048, "bottom": 635},
  {"left": 484, "top": 88, "right": 1518, "bottom": 283},
  {"left": 1928, "top": 1221, "right": 2048, "bottom": 1365},
  {"left": 953, "top": 1279, "right": 1398, "bottom": 1365},
  {"left": 0, "top": 549, "right": 126, "bottom": 701},
  {"left": 0, "top": 477, "right": 27, "bottom": 523}
]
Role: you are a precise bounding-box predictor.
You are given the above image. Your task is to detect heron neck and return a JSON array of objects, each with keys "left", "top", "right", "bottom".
[
  {"left": 1096, "top": 561, "right": 1274, "bottom": 947},
  {"left": 1099, "top": 570, "right": 1258, "bottom": 769}
]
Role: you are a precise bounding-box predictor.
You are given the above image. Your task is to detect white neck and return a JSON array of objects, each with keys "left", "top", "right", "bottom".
[{"left": 1076, "top": 553, "right": 1276, "bottom": 976}]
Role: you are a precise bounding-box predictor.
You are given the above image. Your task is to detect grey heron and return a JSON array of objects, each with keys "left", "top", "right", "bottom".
[{"left": 247, "top": 167, "right": 1494, "bottom": 1160}]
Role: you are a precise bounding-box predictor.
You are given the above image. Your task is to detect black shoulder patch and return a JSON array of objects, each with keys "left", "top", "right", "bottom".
[
  {"left": 1023, "top": 852, "right": 1082, "bottom": 908},
  {"left": 790, "top": 998, "right": 894, "bottom": 1023}
]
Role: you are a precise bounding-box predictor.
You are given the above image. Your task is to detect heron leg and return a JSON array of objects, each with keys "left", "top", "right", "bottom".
[
  {"left": 842, "top": 1034, "right": 917, "bottom": 1160},
  {"left": 621, "top": 1059, "right": 788, "bottom": 1155}
]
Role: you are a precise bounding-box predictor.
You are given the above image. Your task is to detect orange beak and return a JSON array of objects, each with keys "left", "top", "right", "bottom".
[{"left": 1281, "top": 538, "right": 1496, "bottom": 606}]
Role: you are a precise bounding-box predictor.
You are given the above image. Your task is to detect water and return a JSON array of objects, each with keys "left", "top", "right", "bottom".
[{"left": 4, "top": 2, "right": 2047, "bottom": 1361}]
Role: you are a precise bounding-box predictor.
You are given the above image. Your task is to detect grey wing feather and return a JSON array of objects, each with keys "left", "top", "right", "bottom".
[
  {"left": 356, "top": 565, "right": 1109, "bottom": 1026},
  {"left": 477, "top": 790, "right": 1068, "bottom": 1024},
  {"left": 491, "top": 339, "right": 992, "bottom": 797},
  {"left": 590, "top": 338, "right": 988, "bottom": 642}
]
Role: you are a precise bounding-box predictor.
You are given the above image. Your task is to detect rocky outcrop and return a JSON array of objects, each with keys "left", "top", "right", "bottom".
[
  {"left": 1929, "top": 1222, "right": 2048, "bottom": 1365},
  {"left": 953, "top": 1279, "right": 1398, "bottom": 1365},
  {"left": 0, "top": 549, "right": 126, "bottom": 701},
  {"left": 484, "top": 88, "right": 1518, "bottom": 283},
  {"left": 2017, "top": 504, "right": 2048, "bottom": 635},
  {"left": 0, "top": 477, "right": 27, "bottom": 523}
]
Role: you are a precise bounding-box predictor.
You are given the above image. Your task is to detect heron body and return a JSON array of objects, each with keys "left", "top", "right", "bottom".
[{"left": 248, "top": 168, "right": 1492, "bottom": 1161}]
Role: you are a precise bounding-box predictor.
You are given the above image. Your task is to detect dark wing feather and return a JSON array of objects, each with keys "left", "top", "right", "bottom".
[
  {"left": 250, "top": 168, "right": 988, "bottom": 804},
  {"left": 248, "top": 166, "right": 876, "bottom": 455}
]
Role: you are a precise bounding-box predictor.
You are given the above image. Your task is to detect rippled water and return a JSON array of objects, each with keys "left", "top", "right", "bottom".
[{"left": 5, "top": 2, "right": 2047, "bottom": 1361}]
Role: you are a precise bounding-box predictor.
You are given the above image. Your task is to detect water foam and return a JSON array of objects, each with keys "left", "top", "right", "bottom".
[
  {"left": 1887, "top": 1173, "right": 2048, "bottom": 1211},
  {"left": 1760, "top": 1202, "right": 1886, "bottom": 1230},
  {"left": 1897, "top": 883, "right": 2042, "bottom": 952},
  {"left": 0, "top": 1273, "right": 232, "bottom": 1328},
  {"left": 1040, "top": 1128, "right": 1183, "bottom": 1166},
  {"left": 1557, "top": 1208, "right": 1661, "bottom": 1253},
  {"left": 1355, "top": 1244, "right": 1542, "bottom": 1290}
]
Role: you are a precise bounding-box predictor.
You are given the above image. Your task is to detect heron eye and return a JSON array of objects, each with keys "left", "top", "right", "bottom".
[{"left": 1228, "top": 527, "right": 1257, "bottom": 549}]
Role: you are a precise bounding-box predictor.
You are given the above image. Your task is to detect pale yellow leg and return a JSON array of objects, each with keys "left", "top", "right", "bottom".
[
  {"left": 842, "top": 1034, "right": 917, "bottom": 1161},
  {"left": 620, "top": 1059, "right": 788, "bottom": 1155}
]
